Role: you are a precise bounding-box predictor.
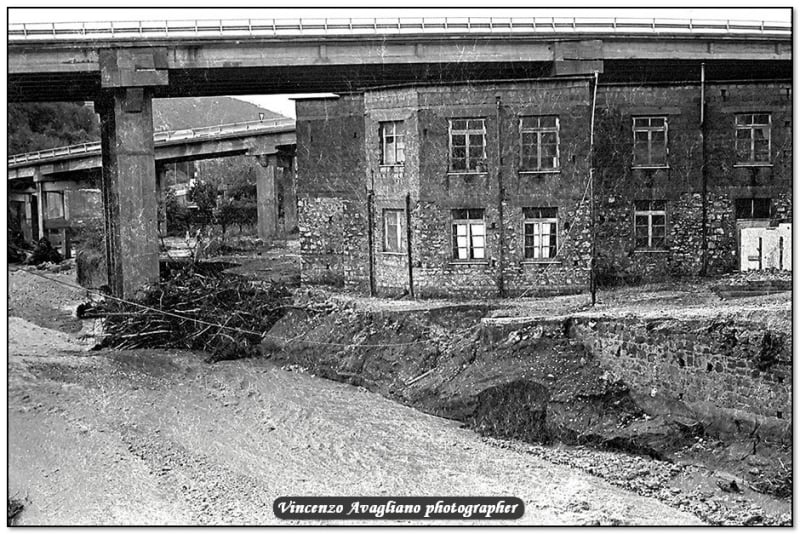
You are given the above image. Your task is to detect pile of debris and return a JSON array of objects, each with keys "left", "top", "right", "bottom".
[
  {"left": 9, "top": 237, "right": 64, "bottom": 267},
  {"left": 84, "top": 265, "right": 291, "bottom": 362}
]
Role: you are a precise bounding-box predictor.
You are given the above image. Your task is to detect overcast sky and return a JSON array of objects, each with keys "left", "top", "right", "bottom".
[{"left": 8, "top": 5, "right": 792, "bottom": 118}]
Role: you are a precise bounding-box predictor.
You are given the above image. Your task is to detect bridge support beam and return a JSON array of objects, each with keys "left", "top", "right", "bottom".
[
  {"left": 255, "top": 153, "right": 297, "bottom": 241},
  {"left": 280, "top": 154, "right": 298, "bottom": 234},
  {"left": 255, "top": 154, "right": 279, "bottom": 241},
  {"left": 96, "top": 88, "right": 160, "bottom": 298},
  {"left": 156, "top": 166, "right": 168, "bottom": 237}
]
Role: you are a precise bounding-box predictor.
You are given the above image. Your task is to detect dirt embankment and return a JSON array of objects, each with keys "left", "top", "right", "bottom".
[{"left": 264, "top": 303, "right": 791, "bottom": 525}]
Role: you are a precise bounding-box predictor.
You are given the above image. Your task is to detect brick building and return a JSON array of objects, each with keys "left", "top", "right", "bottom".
[{"left": 296, "top": 77, "right": 792, "bottom": 298}]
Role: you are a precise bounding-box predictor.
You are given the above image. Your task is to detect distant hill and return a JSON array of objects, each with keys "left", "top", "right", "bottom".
[
  {"left": 152, "top": 97, "right": 287, "bottom": 131},
  {"left": 8, "top": 97, "right": 287, "bottom": 154}
]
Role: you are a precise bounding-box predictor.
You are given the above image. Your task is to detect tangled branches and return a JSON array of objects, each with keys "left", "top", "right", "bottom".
[{"left": 87, "top": 265, "right": 291, "bottom": 362}]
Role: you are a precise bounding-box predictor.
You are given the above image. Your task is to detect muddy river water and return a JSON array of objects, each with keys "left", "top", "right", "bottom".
[{"left": 7, "top": 316, "right": 701, "bottom": 525}]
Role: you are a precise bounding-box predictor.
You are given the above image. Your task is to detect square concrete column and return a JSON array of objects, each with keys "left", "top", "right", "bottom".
[
  {"left": 156, "top": 165, "right": 168, "bottom": 236},
  {"left": 279, "top": 154, "right": 298, "bottom": 233},
  {"left": 96, "top": 88, "right": 160, "bottom": 298},
  {"left": 256, "top": 155, "right": 278, "bottom": 241},
  {"left": 34, "top": 179, "right": 45, "bottom": 240}
]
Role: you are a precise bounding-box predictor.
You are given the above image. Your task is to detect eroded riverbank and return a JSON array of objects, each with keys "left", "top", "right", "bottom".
[{"left": 7, "top": 315, "right": 703, "bottom": 526}]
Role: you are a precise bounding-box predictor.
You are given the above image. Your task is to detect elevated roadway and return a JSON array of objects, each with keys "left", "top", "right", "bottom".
[{"left": 8, "top": 16, "right": 792, "bottom": 101}]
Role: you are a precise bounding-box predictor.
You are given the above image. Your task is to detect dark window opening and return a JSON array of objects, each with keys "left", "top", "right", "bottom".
[
  {"left": 632, "top": 116, "right": 668, "bottom": 167},
  {"left": 735, "top": 113, "right": 771, "bottom": 164},
  {"left": 449, "top": 119, "right": 486, "bottom": 172},
  {"left": 735, "top": 198, "right": 771, "bottom": 219},
  {"left": 520, "top": 116, "right": 559, "bottom": 171}
]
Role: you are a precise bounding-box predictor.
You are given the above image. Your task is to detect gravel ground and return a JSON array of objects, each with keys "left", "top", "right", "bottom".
[
  {"left": 7, "top": 267, "right": 705, "bottom": 526},
  {"left": 7, "top": 318, "right": 702, "bottom": 526},
  {"left": 296, "top": 278, "right": 790, "bottom": 333}
]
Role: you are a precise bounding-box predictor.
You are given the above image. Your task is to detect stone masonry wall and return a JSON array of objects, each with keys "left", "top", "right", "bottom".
[
  {"left": 568, "top": 317, "right": 792, "bottom": 432},
  {"left": 298, "top": 196, "right": 346, "bottom": 287}
]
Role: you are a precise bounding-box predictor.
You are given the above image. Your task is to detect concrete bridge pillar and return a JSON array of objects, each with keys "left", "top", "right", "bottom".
[
  {"left": 95, "top": 47, "right": 168, "bottom": 298},
  {"left": 255, "top": 154, "right": 279, "bottom": 241},
  {"left": 279, "top": 154, "right": 298, "bottom": 234},
  {"left": 96, "top": 88, "right": 160, "bottom": 298},
  {"left": 156, "top": 166, "right": 168, "bottom": 237}
]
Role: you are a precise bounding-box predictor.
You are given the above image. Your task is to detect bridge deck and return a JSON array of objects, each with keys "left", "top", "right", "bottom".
[
  {"left": 8, "top": 118, "right": 295, "bottom": 170},
  {"left": 8, "top": 16, "right": 792, "bottom": 42}
]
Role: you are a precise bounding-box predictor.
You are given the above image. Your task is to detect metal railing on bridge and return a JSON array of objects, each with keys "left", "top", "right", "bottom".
[
  {"left": 8, "top": 118, "right": 295, "bottom": 168},
  {"left": 7, "top": 16, "right": 791, "bottom": 42}
]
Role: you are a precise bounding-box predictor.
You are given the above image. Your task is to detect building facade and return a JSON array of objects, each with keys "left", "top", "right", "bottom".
[{"left": 296, "top": 77, "right": 792, "bottom": 298}]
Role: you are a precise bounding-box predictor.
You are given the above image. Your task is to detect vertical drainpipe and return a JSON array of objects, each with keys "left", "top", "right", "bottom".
[
  {"left": 496, "top": 95, "right": 506, "bottom": 298},
  {"left": 367, "top": 168, "right": 376, "bottom": 297},
  {"left": 405, "top": 192, "right": 414, "bottom": 298},
  {"left": 589, "top": 71, "right": 599, "bottom": 306},
  {"left": 700, "top": 62, "right": 709, "bottom": 276}
]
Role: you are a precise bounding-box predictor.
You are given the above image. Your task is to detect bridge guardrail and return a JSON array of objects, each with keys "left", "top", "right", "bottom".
[
  {"left": 8, "top": 118, "right": 296, "bottom": 167},
  {"left": 8, "top": 16, "right": 791, "bottom": 42}
]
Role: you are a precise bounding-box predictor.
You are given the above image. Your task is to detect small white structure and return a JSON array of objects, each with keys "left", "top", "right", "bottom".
[{"left": 740, "top": 223, "right": 791, "bottom": 271}]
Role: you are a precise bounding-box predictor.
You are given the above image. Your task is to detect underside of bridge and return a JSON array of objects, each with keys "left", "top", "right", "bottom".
[{"left": 8, "top": 59, "right": 792, "bottom": 103}]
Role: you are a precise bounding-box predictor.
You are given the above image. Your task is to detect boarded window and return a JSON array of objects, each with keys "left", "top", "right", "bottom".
[
  {"left": 520, "top": 116, "right": 560, "bottom": 171},
  {"left": 45, "top": 191, "right": 65, "bottom": 220},
  {"left": 452, "top": 208, "right": 486, "bottom": 260},
  {"left": 634, "top": 200, "right": 667, "bottom": 249},
  {"left": 449, "top": 119, "right": 486, "bottom": 172},
  {"left": 523, "top": 207, "right": 558, "bottom": 259},
  {"left": 380, "top": 121, "right": 405, "bottom": 165},
  {"left": 632, "top": 116, "right": 668, "bottom": 167},
  {"left": 735, "top": 113, "right": 771, "bottom": 163}
]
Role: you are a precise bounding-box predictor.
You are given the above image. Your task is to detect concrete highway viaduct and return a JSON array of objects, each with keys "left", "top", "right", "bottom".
[
  {"left": 8, "top": 16, "right": 791, "bottom": 297},
  {"left": 8, "top": 119, "right": 297, "bottom": 257}
]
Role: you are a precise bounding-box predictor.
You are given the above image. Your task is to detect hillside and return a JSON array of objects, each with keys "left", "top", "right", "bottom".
[
  {"left": 152, "top": 97, "right": 287, "bottom": 131},
  {"left": 8, "top": 97, "right": 287, "bottom": 154}
]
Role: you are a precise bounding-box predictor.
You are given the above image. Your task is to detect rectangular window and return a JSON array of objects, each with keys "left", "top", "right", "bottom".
[
  {"left": 380, "top": 121, "right": 405, "bottom": 165},
  {"left": 634, "top": 200, "right": 667, "bottom": 249},
  {"left": 523, "top": 207, "right": 558, "bottom": 260},
  {"left": 632, "top": 116, "right": 668, "bottom": 167},
  {"left": 735, "top": 198, "right": 771, "bottom": 219},
  {"left": 45, "top": 191, "right": 65, "bottom": 220},
  {"left": 449, "top": 118, "right": 486, "bottom": 172},
  {"left": 452, "top": 208, "right": 486, "bottom": 260},
  {"left": 520, "top": 116, "right": 559, "bottom": 171},
  {"left": 735, "top": 113, "right": 771, "bottom": 164},
  {"left": 383, "top": 209, "right": 404, "bottom": 252}
]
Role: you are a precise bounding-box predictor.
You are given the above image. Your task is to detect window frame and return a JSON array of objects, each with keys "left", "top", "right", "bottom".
[
  {"left": 451, "top": 208, "right": 487, "bottom": 261},
  {"left": 379, "top": 121, "right": 405, "bottom": 166},
  {"left": 519, "top": 116, "right": 560, "bottom": 173},
  {"left": 734, "top": 113, "right": 772, "bottom": 166},
  {"left": 633, "top": 200, "right": 668, "bottom": 251},
  {"left": 632, "top": 116, "right": 669, "bottom": 169},
  {"left": 522, "top": 207, "right": 559, "bottom": 261},
  {"left": 448, "top": 118, "right": 487, "bottom": 173},
  {"left": 382, "top": 208, "right": 405, "bottom": 253}
]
